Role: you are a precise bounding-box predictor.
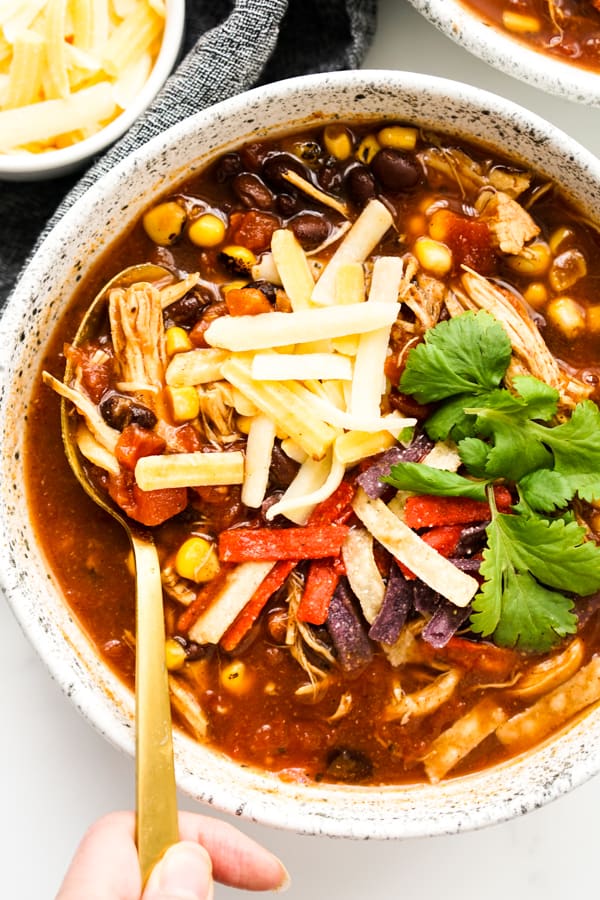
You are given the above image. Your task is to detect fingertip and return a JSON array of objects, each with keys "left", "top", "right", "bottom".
[
  {"left": 143, "top": 841, "right": 213, "bottom": 900},
  {"left": 273, "top": 861, "right": 292, "bottom": 893}
]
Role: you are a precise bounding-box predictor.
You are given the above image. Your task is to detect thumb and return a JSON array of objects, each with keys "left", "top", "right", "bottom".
[{"left": 142, "top": 842, "right": 214, "bottom": 900}]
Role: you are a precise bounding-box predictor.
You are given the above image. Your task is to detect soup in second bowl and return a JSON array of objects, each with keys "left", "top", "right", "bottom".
[{"left": 460, "top": 0, "right": 600, "bottom": 72}]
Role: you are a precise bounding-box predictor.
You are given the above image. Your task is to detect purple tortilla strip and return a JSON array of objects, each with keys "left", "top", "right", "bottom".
[
  {"left": 356, "top": 432, "right": 433, "bottom": 499},
  {"left": 369, "top": 562, "right": 414, "bottom": 644},
  {"left": 326, "top": 580, "right": 373, "bottom": 673}
]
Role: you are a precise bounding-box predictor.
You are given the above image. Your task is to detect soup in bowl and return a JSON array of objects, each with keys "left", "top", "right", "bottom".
[
  {"left": 3, "top": 70, "right": 600, "bottom": 838},
  {"left": 407, "top": 0, "right": 600, "bottom": 105}
]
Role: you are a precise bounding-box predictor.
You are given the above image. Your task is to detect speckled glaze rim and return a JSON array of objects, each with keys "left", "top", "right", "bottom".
[
  {"left": 407, "top": 0, "right": 600, "bottom": 106},
  {"left": 3, "top": 69, "right": 600, "bottom": 840},
  {"left": 0, "top": 0, "right": 185, "bottom": 182}
]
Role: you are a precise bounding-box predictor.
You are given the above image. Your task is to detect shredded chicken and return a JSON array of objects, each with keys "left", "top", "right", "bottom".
[
  {"left": 487, "top": 167, "right": 531, "bottom": 199},
  {"left": 384, "top": 668, "right": 462, "bottom": 724},
  {"left": 196, "top": 382, "right": 240, "bottom": 445},
  {"left": 169, "top": 674, "right": 208, "bottom": 740},
  {"left": 450, "top": 268, "right": 591, "bottom": 408},
  {"left": 109, "top": 281, "right": 167, "bottom": 397},
  {"left": 403, "top": 268, "right": 447, "bottom": 331},
  {"left": 285, "top": 570, "right": 334, "bottom": 690},
  {"left": 161, "top": 564, "right": 198, "bottom": 606},
  {"left": 158, "top": 272, "right": 201, "bottom": 309},
  {"left": 475, "top": 189, "right": 540, "bottom": 255}
]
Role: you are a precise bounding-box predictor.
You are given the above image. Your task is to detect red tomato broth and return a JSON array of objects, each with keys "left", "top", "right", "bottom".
[
  {"left": 24, "top": 117, "right": 600, "bottom": 786},
  {"left": 459, "top": 0, "right": 600, "bottom": 73}
]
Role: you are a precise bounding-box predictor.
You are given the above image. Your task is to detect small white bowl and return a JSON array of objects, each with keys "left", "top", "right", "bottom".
[
  {"left": 3, "top": 70, "right": 600, "bottom": 839},
  {"left": 0, "top": 0, "right": 185, "bottom": 182},
  {"left": 407, "top": 0, "right": 600, "bottom": 105}
]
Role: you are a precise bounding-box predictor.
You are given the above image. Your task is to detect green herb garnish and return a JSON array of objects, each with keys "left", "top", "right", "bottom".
[{"left": 386, "top": 310, "right": 600, "bottom": 652}]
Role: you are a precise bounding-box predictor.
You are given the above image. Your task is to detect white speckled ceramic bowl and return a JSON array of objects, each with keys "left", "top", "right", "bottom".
[
  {"left": 407, "top": 0, "right": 600, "bottom": 105},
  {"left": 0, "top": 0, "right": 185, "bottom": 182},
  {"left": 2, "top": 70, "right": 600, "bottom": 839}
]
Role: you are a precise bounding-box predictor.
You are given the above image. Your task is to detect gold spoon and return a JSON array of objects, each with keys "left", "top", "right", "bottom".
[{"left": 52, "top": 264, "right": 179, "bottom": 886}]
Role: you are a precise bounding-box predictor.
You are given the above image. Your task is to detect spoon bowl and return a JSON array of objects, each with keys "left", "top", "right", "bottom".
[{"left": 52, "top": 263, "right": 179, "bottom": 884}]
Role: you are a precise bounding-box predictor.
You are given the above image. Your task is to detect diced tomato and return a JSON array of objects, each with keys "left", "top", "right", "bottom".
[
  {"left": 64, "top": 341, "right": 113, "bottom": 403},
  {"left": 115, "top": 424, "right": 166, "bottom": 471},
  {"left": 225, "top": 287, "right": 272, "bottom": 316},
  {"left": 429, "top": 208, "right": 497, "bottom": 274},
  {"left": 230, "top": 210, "right": 279, "bottom": 253},
  {"left": 107, "top": 470, "right": 187, "bottom": 526}
]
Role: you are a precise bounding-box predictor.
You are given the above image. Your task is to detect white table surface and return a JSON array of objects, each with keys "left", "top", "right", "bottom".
[{"left": 4, "top": 2, "right": 600, "bottom": 897}]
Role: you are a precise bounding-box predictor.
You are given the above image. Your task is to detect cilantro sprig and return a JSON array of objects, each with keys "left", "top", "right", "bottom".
[{"left": 385, "top": 310, "right": 600, "bottom": 652}]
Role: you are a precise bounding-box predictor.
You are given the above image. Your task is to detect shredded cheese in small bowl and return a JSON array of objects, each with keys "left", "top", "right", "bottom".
[{"left": 0, "top": 0, "right": 184, "bottom": 181}]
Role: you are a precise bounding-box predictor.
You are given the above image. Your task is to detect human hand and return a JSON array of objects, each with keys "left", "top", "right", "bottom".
[{"left": 56, "top": 810, "right": 290, "bottom": 899}]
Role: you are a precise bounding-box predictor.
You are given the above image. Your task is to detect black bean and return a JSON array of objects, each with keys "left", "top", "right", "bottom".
[
  {"left": 232, "top": 172, "right": 274, "bottom": 210},
  {"left": 296, "top": 141, "right": 321, "bottom": 162},
  {"left": 215, "top": 152, "right": 242, "bottom": 183},
  {"left": 288, "top": 212, "right": 330, "bottom": 249},
  {"left": 345, "top": 164, "right": 376, "bottom": 205},
  {"left": 269, "top": 441, "right": 300, "bottom": 488},
  {"left": 99, "top": 392, "right": 157, "bottom": 431},
  {"left": 262, "top": 152, "right": 309, "bottom": 191},
  {"left": 318, "top": 158, "right": 342, "bottom": 193},
  {"left": 325, "top": 748, "right": 373, "bottom": 782},
  {"left": 276, "top": 192, "right": 301, "bottom": 216},
  {"left": 371, "top": 148, "right": 420, "bottom": 191},
  {"left": 163, "top": 291, "right": 207, "bottom": 329}
]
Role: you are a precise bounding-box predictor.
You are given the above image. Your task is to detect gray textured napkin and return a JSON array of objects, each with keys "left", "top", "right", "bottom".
[{"left": 0, "top": 0, "right": 376, "bottom": 309}]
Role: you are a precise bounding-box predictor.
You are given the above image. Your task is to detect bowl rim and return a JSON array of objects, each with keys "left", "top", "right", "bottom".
[
  {"left": 3, "top": 68, "right": 600, "bottom": 839},
  {"left": 0, "top": 0, "right": 186, "bottom": 180},
  {"left": 407, "top": 0, "right": 600, "bottom": 105}
]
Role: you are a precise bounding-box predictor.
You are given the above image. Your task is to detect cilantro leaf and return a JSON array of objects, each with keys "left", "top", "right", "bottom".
[
  {"left": 487, "top": 512, "right": 600, "bottom": 594},
  {"left": 539, "top": 401, "right": 600, "bottom": 503},
  {"left": 383, "top": 462, "right": 490, "bottom": 500},
  {"left": 458, "top": 437, "right": 492, "bottom": 478},
  {"left": 465, "top": 383, "right": 555, "bottom": 480},
  {"left": 517, "top": 469, "right": 572, "bottom": 513},
  {"left": 471, "top": 570, "right": 576, "bottom": 652},
  {"left": 399, "top": 310, "right": 511, "bottom": 404},
  {"left": 470, "top": 512, "right": 600, "bottom": 651},
  {"left": 424, "top": 394, "right": 480, "bottom": 442}
]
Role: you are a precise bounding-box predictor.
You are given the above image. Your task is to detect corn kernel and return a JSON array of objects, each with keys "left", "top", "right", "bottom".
[
  {"left": 549, "top": 249, "right": 587, "bottom": 292},
  {"left": 523, "top": 282, "right": 548, "bottom": 310},
  {"left": 355, "top": 133, "right": 380, "bottom": 164},
  {"left": 323, "top": 124, "right": 353, "bottom": 160},
  {"left": 546, "top": 296, "right": 586, "bottom": 340},
  {"left": 175, "top": 536, "right": 220, "bottom": 583},
  {"left": 165, "top": 638, "right": 187, "bottom": 671},
  {"left": 166, "top": 385, "right": 200, "bottom": 423},
  {"left": 165, "top": 326, "right": 193, "bottom": 356},
  {"left": 406, "top": 212, "right": 427, "bottom": 236},
  {"left": 502, "top": 11, "right": 541, "bottom": 33},
  {"left": 378, "top": 125, "right": 418, "bottom": 151},
  {"left": 428, "top": 208, "right": 455, "bottom": 242},
  {"left": 587, "top": 305, "right": 600, "bottom": 333},
  {"left": 549, "top": 226, "right": 575, "bottom": 256},
  {"left": 219, "top": 244, "right": 257, "bottom": 275},
  {"left": 413, "top": 236, "right": 453, "bottom": 276},
  {"left": 220, "top": 660, "right": 254, "bottom": 696},
  {"left": 142, "top": 201, "right": 186, "bottom": 246},
  {"left": 188, "top": 212, "right": 227, "bottom": 248},
  {"left": 506, "top": 240, "right": 552, "bottom": 277}
]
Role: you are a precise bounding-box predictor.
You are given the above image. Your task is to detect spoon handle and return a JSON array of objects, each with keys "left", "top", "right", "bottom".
[{"left": 132, "top": 531, "right": 179, "bottom": 885}]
